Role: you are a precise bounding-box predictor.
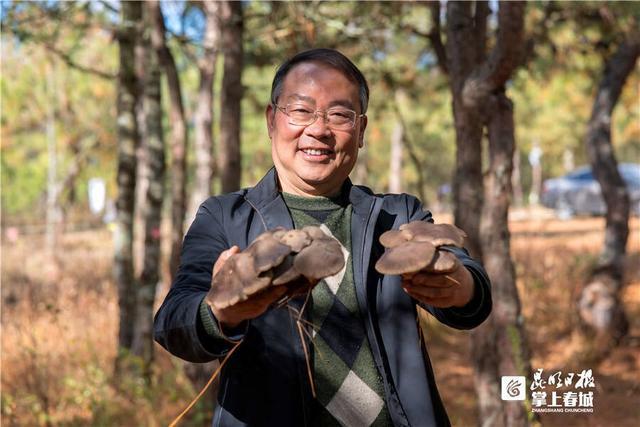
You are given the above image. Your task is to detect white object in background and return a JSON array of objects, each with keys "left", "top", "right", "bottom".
[{"left": 88, "top": 178, "right": 106, "bottom": 214}]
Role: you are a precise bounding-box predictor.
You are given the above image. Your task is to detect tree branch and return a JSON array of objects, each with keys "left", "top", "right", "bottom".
[
  {"left": 473, "top": 1, "right": 490, "bottom": 65},
  {"left": 462, "top": 1, "right": 526, "bottom": 107},
  {"left": 43, "top": 42, "right": 116, "bottom": 79},
  {"left": 427, "top": 0, "right": 448, "bottom": 74}
]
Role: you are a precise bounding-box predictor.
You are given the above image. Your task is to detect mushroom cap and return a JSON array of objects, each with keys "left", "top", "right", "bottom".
[
  {"left": 423, "top": 250, "right": 459, "bottom": 273},
  {"left": 294, "top": 237, "right": 345, "bottom": 280},
  {"left": 247, "top": 233, "right": 292, "bottom": 273},
  {"left": 279, "top": 229, "right": 312, "bottom": 253},
  {"left": 207, "top": 252, "right": 272, "bottom": 310},
  {"left": 375, "top": 240, "right": 437, "bottom": 275},
  {"left": 399, "top": 221, "right": 466, "bottom": 247},
  {"left": 271, "top": 255, "right": 302, "bottom": 286},
  {"left": 379, "top": 229, "right": 411, "bottom": 248},
  {"left": 300, "top": 225, "right": 328, "bottom": 240},
  {"left": 255, "top": 227, "right": 285, "bottom": 241}
]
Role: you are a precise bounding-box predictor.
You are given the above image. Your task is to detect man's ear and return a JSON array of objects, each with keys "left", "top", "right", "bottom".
[
  {"left": 265, "top": 104, "right": 275, "bottom": 139},
  {"left": 358, "top": 115, "right": 368, "bottom": 148}
]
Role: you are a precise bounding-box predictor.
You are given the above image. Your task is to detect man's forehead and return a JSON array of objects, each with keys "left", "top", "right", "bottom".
[{"left": 279, "top": 62, "right": 359, "bottom": 105}]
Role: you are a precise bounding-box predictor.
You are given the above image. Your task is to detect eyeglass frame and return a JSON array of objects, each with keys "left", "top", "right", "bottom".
[{"left": 272, "top": 103, "right": 366, "bottom": 130}]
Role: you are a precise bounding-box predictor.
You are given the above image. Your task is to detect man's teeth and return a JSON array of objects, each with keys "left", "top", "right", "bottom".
[{"left": 303, "top": 149, "right": 331, "bottom": 155}]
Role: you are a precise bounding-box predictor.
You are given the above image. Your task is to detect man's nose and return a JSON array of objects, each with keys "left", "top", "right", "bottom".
[{"left": 304, "top": 112, "right": 332, "bottom": 137}]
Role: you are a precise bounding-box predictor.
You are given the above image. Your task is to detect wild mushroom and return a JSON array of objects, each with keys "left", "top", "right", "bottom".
[
  {"left": 423, "top": 250, "right": 459, "bottom": 273},
  {"left": 279, "top": 229, "right": 312, "bottom": 253},
  {"left": 379, "top": 229, "right": 410, "bottom": 248},
  {"left": 300, "top": 225, "right": 327, "bottom": 240},
  {"left": 207, "top": 252, "right": 272, "bottom": 310},
  {"left": 247, "top": 232, "right": 292, "bottom": 274},
  {"left": 208, "top": 225, "right": 346, "bottom": 310},
  {"left": 399, "top": 221, "right": 466, "bottom": 247},
  {"left": 294, "top": 236, "right": 345, "bottom": 281},
  {"left": 375, "top": 241, "right": 436, "bottom": 275},
  {"left": 375, "top": 221, "right": 466, "bottom": 276},
  {"left": 271, "top": 254, "right": 302, "bottom": 286}
]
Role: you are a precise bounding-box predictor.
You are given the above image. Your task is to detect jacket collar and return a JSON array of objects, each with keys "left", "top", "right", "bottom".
[{"left": 246, "top": 166, "right": 376, "bottom": 217}]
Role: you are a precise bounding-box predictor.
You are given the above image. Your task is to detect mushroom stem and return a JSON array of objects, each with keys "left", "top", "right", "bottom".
[
  {"left": 296, "top": 320, "right": 316, "bottom": 398},
  {"left": 444, "top": 275, "right": 461, "bottom": 286}
]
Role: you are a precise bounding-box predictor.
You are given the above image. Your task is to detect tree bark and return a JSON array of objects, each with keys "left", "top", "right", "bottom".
[
  {"left": 132, "top": 8, "right": 165, "bottom": 370},
  {"left": 578, "top": 35, "right": 639, "bottom": 356},
  {"left": 511, "top": 147, "right": 524, "bottom": 207},
  {"left": 114, "top": 0, "right": 141, "bottom": 359},
  {"left": 475, "top": 92, "right": 533, "bottom": 427},
  {"left": 442, "top": 3, "right": 531, "bottom": 425},
  {"left": 190, "top": 1, "right": 220, "bottom": 217},
  {"left": 445, "top": 1, "right": 487, "bottom": 259},
  {"left": 148, "top": 1, "right": 188, "bottom": 282},
  {"left": 219, "top": 0, "right": 243, "bottom": 193},
  {"left": 184, "top": 0, "right": 222, "bottom": 398}
]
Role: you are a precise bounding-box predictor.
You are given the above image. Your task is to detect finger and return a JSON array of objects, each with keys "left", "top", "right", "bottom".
[
  {"left": 404, "top": 287, "right": 451, "bottom": 307},
  {"left": 411, "top": 295, "right": 453, "bottom": 308},
  {"left": 408, "top": 272, "right": 456, "bottom": 288},
  {"left": 403, "top": 284, "right": 454, "bottom": 300}
]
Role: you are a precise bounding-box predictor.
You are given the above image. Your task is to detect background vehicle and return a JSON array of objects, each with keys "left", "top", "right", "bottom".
[{"left": 541, "top": 163, "right": 640, "bottom": 218}]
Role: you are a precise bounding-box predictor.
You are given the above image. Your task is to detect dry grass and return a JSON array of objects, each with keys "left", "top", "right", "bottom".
[
  {"left": 1, "top": 215, "right": 639, "bottom": 425},
  {"left": 1, "top": 230, "right": 207, "bottom": 426},
  {"left": 426, "top": 216, "right": 640, "bottom": 427}
]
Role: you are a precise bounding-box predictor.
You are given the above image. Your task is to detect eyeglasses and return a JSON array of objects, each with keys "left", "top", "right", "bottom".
[{"left": 273, "top": 103, "right": 364, "bottom": 130}]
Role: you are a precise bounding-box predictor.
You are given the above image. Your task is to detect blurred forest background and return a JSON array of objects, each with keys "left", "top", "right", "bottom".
[{"left": 1, "top": 1, "right": 639, "bottom": 426}]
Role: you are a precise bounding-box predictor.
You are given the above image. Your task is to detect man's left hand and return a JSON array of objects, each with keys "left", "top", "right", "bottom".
[{"left": 401, "top": 255, "right": 475, "bottom": 308}]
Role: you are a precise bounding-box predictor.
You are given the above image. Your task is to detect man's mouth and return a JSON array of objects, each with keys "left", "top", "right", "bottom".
[{"left": 301, "top": 148, "right": 333, "bottom": 156}]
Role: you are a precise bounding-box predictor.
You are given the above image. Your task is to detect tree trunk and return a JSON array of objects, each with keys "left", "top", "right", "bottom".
[
  {"left": 190, "top": 1, "right": 220, "bottom": 218},
  {"left": 148, "top": 0, "right": 188, "bottom": 282},
  {"left": 219, "top": 0, "right": 243, "bottom": 193},
  {"left": 114, "top": 0, "right": 141, "bottom": 359},
  {"left": 393, "top": 88, "right": 427, "bottom": 204},
  {"left": 445, "top": 1, "right": 486, "bottom": 259},
  {"left": 475, "top": 92, "right": 533, "bottom": 427},
  {"left": 184, "top": 0, "right": 222, "bottom": 398},
  {"left": 511, "top": 147, "right": 523, "bottom": 208},
  {"left": 443, "top": 3, "right": 530, "bottom": 425},
  {"left": 388, "top": 120, "right": 403, "bottom": 194},
  {"left": 45, "top": 60, "right": 61, "bottom": 262},
  {"left": 132, "top": 8, "right": 165, "bottom": 370},
  {"left": 578, "top": 35, "right": 639, "bottom": 357}
]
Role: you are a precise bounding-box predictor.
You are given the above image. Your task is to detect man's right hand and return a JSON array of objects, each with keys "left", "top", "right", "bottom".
[{"left": 208, "top": 246, "right": 288, "bottom": 330}]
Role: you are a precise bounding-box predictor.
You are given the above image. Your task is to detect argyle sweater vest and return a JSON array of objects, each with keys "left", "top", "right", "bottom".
[{"left": 282, "top": 193, "right": 392, "bottom": 427}]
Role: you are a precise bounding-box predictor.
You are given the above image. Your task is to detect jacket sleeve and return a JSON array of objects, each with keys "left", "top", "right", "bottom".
[
  {"left": 405, "top": 195, "right": 492, "bottom": 330},
  {"left": 153, "top": 197, "right": 243, "bottom": 362}
]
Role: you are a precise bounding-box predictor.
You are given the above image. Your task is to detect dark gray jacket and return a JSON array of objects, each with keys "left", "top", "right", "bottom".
[{"left": 154, "top": 168, "right": 491, "bottom": 427}]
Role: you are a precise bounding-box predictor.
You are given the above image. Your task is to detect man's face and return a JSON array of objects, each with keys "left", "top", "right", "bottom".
[{"left": 266, "top": 61, "right": 367, "bottom": 196}]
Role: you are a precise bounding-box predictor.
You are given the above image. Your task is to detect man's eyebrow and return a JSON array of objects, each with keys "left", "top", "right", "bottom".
[
  {"left": 327, "top": 99, "right": 356, "bottom": 110},
  {"left": 286, "top": 94, "right": 356, "bottom": 110},
  {"left": 286, "top": 94, "right": 316, "bottom": 104}
]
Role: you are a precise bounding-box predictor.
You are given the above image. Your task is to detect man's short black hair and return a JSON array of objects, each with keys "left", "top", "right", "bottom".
[{"left": 270, "top": 48, "right": 370, "bottom": 113}]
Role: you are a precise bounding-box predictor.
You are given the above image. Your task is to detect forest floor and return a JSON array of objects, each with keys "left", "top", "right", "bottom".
[
  {"left": 427, "top": 211, "right": 640, "bottom": 426},
  {"left": 1, "top": 211, "right": 639, "bottom": 425}
]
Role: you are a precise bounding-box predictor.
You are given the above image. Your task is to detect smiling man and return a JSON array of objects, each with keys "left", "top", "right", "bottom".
[{"left": 154, "top": 49, "right": 492, "bottom": 427}]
